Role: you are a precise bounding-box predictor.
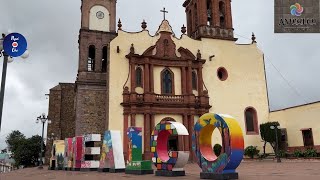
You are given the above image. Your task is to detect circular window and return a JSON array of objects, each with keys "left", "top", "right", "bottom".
[{"left": 217, "top": 67, "right": 228, "bottom": 81}]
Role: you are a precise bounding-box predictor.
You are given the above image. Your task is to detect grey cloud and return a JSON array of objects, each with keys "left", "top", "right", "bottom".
[{"left": 0, "top": 0, "right": 319, "bottom": 149}]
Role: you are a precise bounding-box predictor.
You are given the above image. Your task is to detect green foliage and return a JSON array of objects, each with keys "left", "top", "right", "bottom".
[
  {"left": 5, "top": 130, "right": 26, "bottom": 153},
  {"left": 213, "top": 144, "right": 222, "bottom": 156},
  {"left": 293, "top": 149, "right": 304, "bottom": 157},
  {"left": 259, "top": 122, "right": 281, "bottom": 153},
  {"left": 279, "top": 150, "right": 287, "bottom": 158},
  {"left": 244, "top": 146, "right": 260, "bottom": 159},
  {"left": 304, "top": 148, "right": 317, "bottom": 157},
  {"left": 5, "top": 131, "right": 45, "bottom": 167}
]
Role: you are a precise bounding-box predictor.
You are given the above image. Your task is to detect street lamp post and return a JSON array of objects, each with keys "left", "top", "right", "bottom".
[
  {"left": 0, "top": 34, "right": 9, "bottom": 131},
  {"left": 36, "top": 113, "right": 51, "bottom": 169},
  {"left": 0, "top": 33, "right": 29, "bottom": 131},
  {"left": 270, "top": 125, "right": 281, "bottom": 163}
]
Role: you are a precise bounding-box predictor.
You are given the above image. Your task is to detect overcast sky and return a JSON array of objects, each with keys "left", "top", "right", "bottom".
[{"left": 0, "top": 0, "right": 319, "bottom": 149}]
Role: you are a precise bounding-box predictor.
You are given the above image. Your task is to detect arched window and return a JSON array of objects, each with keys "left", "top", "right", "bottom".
[
  {"left": 161, "top": 68, "right": 174, "bottom": 94},
  {"left": 194, "top": 3, "right": 198, "bottom": 28},
  {"left": 88, "top": 45, "right": 95, "bottom": 71},
  {"left": 219, "top": 1, "right": 226, "bottom": 28},
  {"left": 192, "top": 71, "right": 197, "bottom": 90},
  {"left": 102, "top": 46, "right": 108, "bottom": 72},
  {"left": 136, "top": 66, "right": 143, "bottom": 87},
  {"left": 207, "top": 0, "right": 212, "bottom": 25},
  {"left": 245, "top": 107, "right": 259, "bottom": 134}
]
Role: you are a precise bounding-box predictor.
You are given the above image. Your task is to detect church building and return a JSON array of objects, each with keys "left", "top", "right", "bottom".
[{"left": 46, "top": 0, "right": 320, "bottom": 162}]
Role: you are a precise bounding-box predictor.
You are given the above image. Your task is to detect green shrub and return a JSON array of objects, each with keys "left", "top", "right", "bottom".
[
  {"left": 213, "top": 144, "right": 222, "bottom": 156},
  {"left": 279, "top": 150, "right": 286, "bottom": 158},
  {"left": 293, "top": 149, "right": 304, "bottom": 157},
  {"left": 304, "top": 148, "right": 317, "bottom": 157},
  {"left": 244, "top": 146, "right": 260, "bottom": 159}
]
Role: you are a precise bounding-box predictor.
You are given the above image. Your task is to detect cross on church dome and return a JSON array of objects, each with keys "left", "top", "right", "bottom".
[{"left": 160, "top": 7, "right": 168, "bottom": 20}]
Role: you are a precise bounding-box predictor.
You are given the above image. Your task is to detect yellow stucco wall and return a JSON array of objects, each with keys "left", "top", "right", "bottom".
[
  {"left": 173, "top": 35, "right": 269, "bottom": 151},
  {"left": 108, "top": 21, "right": 270, "bottom": 152},
  {"left": 270, "top": 102, "right": 320, "bottom": 147}
]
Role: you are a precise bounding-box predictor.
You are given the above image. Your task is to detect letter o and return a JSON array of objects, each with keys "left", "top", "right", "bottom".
[
  {"left": 151, "top": 121, "right": 189, "bottom": 171},
  {"left": 192, "top": 113, "right": 244, "bottom": 173}
]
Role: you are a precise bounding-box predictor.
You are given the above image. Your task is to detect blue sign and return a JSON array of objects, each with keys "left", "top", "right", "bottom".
[{"left": 3, "top": 33, "right": 27, "bottom": 57}]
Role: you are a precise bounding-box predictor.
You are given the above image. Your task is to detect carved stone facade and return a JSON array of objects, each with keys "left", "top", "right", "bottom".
[{"left": 121, "top": 23, "right": 211, "bottom": 160}]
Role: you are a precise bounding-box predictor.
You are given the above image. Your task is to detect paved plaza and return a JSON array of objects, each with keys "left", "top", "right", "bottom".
[{"left": 1, "top": 160, "right": 320, "bottom": 180}]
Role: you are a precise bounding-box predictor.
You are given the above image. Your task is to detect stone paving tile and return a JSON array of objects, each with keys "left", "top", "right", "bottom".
[{"left": 1, "top": 161, "right": 320, "bottom": 180}]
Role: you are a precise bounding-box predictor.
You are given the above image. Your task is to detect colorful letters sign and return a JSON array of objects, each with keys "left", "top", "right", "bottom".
[
  {"left": 125, "top": 127, "right": 153, "bottom": 174},
  {"left": 192, "top": 113, "right": 244, "bottom": 178},
  {"left": 64, "top": 138, "right": 73, "bottom": 170},
  {"left": 99, "top": 130, "right": 125, "bottom": 172},
  {"left": 72, "top": 136, "right": 83, "bottom": 170},
  {"left": 49, "top": 140, "right": 65, "bottom": 170},
  {"left": 151, "top": 121, "right": 189, "bottom": 176},
  {"left": 81, "top": 134, "right": 101, "bottom": 169}
]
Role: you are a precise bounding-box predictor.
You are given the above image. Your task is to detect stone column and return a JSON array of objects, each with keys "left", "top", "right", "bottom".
[
  {"left": 130, "top": 63, "right": 136, "bottom": 92},
  {"left": 123, "top": 114, "right": 129, "bottom": 161},
  {"left": 150, "top": 64, "right": 154, "bottom": 93},
  {"left": 95, "top": 47, "right": 102, "bottom": 73},
  {"left": 181, "top": 67, "right": 186, "bottom": 95},
  {"left": 151, "top": 114, "right": 155, "bottom": 131},
  {"left": 187, "top": 65, "right": 193, "bottom": 94},
  {"left": 144, "top": 63, "right": 150, "bottom": 92},
  {"left": 188, "top": 114, "right": 195, "bottom": 161},
  {"left": 131, "top": 114, "right": 136, "bottom": 126},
  {"left": 198, "top": 0, "right": 207, "bottom": 26},
  {"left": 144, "top": 114, "right": 151, "bottom": 160},
  {"left": 225, "top": 0, "right": 233, "bottom": 29},
  {"left": 212, "top": 0, "right": 219, "bottom": 27},
  {"left": 183, "top": 114, "right": 189, "bottom": 151},
  {"left": 198, "top": 67, "right": 203, "bottom": 95}
]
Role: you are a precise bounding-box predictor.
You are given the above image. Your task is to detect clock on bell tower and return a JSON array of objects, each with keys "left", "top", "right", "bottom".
[{"left": 80, "top": 0, "right": 116, "bottom": 32}]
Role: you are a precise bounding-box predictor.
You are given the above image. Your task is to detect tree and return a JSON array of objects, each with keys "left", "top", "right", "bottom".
[
  {"left": 260, "top": 122, "right": 281, "bottom": 156},
  {"left": 5, "top": 130, "right": 26, "bottom": 153},
  {"left": 15, "top": 135, "right": 45, "bottom": 167},
  {"left": 5, "top": 131, "right": 45, "bottom": 167}
]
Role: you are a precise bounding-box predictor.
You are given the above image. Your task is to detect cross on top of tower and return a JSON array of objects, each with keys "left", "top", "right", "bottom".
[{"left": 160, "top": 7, "right": 168, "bottom": 20}]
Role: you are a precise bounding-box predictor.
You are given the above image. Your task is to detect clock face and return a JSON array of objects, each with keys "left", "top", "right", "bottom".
[{"left": 96, "top": 11, "right": 105, "bottom": 19}]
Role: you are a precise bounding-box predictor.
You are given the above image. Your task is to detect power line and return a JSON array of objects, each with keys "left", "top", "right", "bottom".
[{"left": 234, "top": 33, "right": 309, "bottom": 104}]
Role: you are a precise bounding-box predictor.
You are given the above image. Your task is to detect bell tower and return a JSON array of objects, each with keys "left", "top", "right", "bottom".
[
  {"left": 183, "top": 0, "right": 236, "bottom": 41},
  {"left": 75, "top": 0, "right": 117, "bottom": 136}
]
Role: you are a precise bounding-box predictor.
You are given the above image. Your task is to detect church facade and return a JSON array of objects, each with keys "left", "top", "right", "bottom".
[{"left": 46, "top": 0, "right": 320, "bottom": 162}]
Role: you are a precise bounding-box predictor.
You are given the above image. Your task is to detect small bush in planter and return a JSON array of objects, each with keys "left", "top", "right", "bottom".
[
  {"left": 279, "top": 150, "right": 286, "bottom": 158},
  {"left": 213, "top": 144, "right": 222, "bottom": 156},
  {"left": 293, "top": 149, "right": 304, "bottom": 157},
  {"left": 244, "top": 146, "right": 260, "bottom": 159},
  {"left": 304, "top": 148, "right": 317, "bottom": 157}
]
